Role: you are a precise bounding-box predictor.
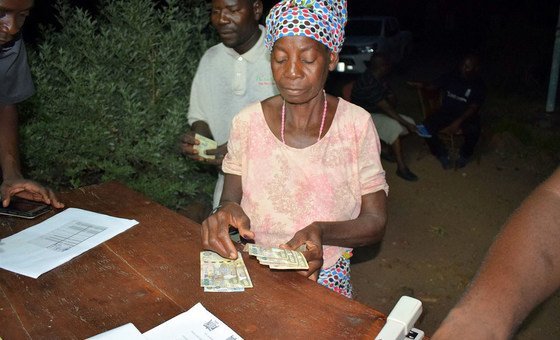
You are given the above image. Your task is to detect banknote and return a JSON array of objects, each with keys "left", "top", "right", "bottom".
[
  {"left": 243, "top": 244, "right": 309, "bottom": 270},
  {"left": 194, "top": 133, "right": 218, "bottom": 159},
  {"left": 200, "top": 251, "right": 253, "bottom": 292},
  {"left": 204, "top": 287, "right": 245, "bottom": 293}
]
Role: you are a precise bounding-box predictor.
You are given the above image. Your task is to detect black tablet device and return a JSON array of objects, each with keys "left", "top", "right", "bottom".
[{"left": 0, "top": 197, "right": 52, "bottom": 219}]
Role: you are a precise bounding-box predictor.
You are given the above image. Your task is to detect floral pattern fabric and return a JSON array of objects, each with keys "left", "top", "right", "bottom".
[
  {"left": 318, "top": 256, "right": 352, "bottom": 298},
  {"left": 222, "top": 98, "right": 388, "bottom": 270}
]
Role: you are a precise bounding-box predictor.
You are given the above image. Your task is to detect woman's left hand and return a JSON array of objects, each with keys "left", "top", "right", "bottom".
[{"left": 281, "top": 223, "right": 324, "bottom": 280}]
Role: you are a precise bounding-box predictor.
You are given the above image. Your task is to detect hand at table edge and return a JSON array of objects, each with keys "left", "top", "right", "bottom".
[
  {"left": 201, "top": 201, "right": 253, "bottom": 260},
  {"left": 1, "top": 177, "right": 64, "bottom": 208}
]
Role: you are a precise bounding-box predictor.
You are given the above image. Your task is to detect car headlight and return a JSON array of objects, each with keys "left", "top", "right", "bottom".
[
  {"left": 358, "top": 43, "right": 378, "bottom": 54},
  {"left": 336, "top": 62, "right": 346, "bottom": 72}
]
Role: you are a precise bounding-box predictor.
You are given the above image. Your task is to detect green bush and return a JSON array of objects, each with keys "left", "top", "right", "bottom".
[{"left": 20, "top": 0, "right": 217, "bottom": 208}]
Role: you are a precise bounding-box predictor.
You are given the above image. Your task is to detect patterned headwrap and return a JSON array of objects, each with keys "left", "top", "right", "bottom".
[{"left": 265, "top": 0, "right": 347, "bottom": 53}]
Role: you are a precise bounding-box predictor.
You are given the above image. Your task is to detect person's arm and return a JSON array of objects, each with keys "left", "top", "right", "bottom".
[
  {"left": 442, "top": 81, "right": 485, "bottom": 134},
  {"left": 0, "top": 105, "right": 63, "bottom": 208},
  {"left": 190, "top": 120, "right": 213, "bottom": 140},
  {"left": 181, "top": 55, "right": 228, "bottom": 166},
  {"left": 0, "top": 104, "right": 22, "bottom": 180},
  {"left": 433, "top": 167, "right": 560, "bottom": 339},
  {"left": 376, "top": 99, "right": 417, "bottom": 133},
  {"left": 288, "top": 190, "right": 387, "bottom": 248},
  {"left": 200, "top": 173, "right": 253, "bottom": 259},
  {"left": 282, "top": 190, "right": 387, "bottom": 279},
  {"left": 440, "top": 103, "right": 480, "bottom": 134},
  {"left": 180, "top": 120, "right": 227, "bottom": 166}
]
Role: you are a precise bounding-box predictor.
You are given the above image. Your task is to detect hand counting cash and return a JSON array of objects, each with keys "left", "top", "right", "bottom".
[{"left": 243, "top": 244, "right": 309, "bottom": 270}]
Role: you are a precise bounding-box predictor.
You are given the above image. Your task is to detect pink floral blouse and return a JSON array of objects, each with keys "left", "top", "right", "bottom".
[{"left": 222, "top": 98, "right": 388, "bottom": 268}]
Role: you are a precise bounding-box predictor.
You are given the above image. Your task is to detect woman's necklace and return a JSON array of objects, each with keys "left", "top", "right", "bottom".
[{"left": 281, "top": 89, "right": 327, "bottom": 144}]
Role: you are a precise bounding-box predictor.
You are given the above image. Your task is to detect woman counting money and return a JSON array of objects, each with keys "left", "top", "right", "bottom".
[{"left": 201, "top": 0, "right": 388, "bottom": 298}]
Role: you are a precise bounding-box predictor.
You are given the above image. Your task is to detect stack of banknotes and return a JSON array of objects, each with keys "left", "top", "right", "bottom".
[
  {"left": 243, "top": 244, "right": 309, "bottom": 270},
  {"left": 200, "top": 251, "right": 253, "bottom": 292},
  {"left": 200, "top": 245, "right": 309, "bottom": 292}
]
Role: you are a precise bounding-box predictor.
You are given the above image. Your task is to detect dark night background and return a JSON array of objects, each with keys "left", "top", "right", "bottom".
[
  {"left": 12, "top": 2, "right": 560, "bottom": 337},
  {"left": 22, "top": 0, "right": 560, "bottom": 97},
  {"left": 24, "top": 1, "right": 560, "bottom": 52}
]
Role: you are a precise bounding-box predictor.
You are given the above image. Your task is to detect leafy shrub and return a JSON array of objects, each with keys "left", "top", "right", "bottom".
[{"left": 20, "top": 0, "right": 217, "bottom": 208}]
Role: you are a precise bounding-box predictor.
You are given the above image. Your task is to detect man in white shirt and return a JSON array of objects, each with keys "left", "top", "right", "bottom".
[{"left": 181, "top": 0, "right": 277, "bottom": 209}]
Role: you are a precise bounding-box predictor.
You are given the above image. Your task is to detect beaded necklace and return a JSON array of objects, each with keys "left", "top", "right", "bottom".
[{"left": 281, "top": 89, "right": 327, "bottom": 144}]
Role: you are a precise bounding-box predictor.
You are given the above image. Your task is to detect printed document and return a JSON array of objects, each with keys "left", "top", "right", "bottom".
[
  {"left": 87, "top": 323, "right": 144, "bottom": 340},
  {"left": 91, "top": 303, "right": 243, "bottom": 339},
  {"left": 0, "top": 208, "right": 138, "bottom": 278},
  {"left": 143, "top": 303, "right": 243, "bottom": 340}
]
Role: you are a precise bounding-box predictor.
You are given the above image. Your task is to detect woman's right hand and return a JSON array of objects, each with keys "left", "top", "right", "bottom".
[{"left": 201, "top": 202, "right": 254, "bottom": 259}]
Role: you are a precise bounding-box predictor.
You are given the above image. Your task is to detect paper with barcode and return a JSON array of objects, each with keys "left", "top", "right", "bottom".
[
  {"left": 194, "top": 133, "right": 217, "bottom": 159},
  {"left": 143, "top": 303, "right": 243, "bottom": 340},
  {"left": 200, "top": 251, "right": 252, "bottom": 292}
]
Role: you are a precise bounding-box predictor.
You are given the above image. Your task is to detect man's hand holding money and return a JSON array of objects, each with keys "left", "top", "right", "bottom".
[
  {"left": 201, "top": 202, "right": 255, "bottom": 260},
  {"left": 180, "top": 129, "right": 227, "bottom": 166}
]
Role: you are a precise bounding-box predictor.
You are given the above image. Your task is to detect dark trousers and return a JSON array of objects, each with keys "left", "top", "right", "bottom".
[{"left": 423, "top": 110, "right": 481, "bottom": 158}]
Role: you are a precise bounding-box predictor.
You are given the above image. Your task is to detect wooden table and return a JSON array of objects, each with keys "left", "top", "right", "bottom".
[{"left": 0, "top": 182, "right": 387, "bottom": 339}]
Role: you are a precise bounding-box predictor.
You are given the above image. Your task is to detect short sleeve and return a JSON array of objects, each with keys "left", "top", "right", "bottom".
[
  {"left": 357, "top": 114, "right": 389, "bottom": 196},
  {"left": 187, "top": 59, "right": 208, "bottom": 126},
  {"left": 221, "top": 111, "right": 247, "bottom": 176},
  {"left": 0, "top": 38, "right": 35, "bottom": 104}
]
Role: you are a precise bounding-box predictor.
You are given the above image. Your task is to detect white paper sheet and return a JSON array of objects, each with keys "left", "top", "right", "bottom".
[
  {"left": 0, "top": 208, "right": 138, "bottom": 278},
  {"left": 87, "top": 323, "right": 145, "bottom": 340},
  {"left": 143, "top": 303, "right": 243, "bottom": 340}
]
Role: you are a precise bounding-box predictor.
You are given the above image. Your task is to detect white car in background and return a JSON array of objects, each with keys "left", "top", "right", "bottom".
[{"left": 336, "top": 16, "right": 412, "bottom": 74}]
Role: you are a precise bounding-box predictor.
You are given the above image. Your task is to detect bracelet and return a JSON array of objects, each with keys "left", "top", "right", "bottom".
[{"left": 211, "top": 204, "right": 223, "bottom": 215}]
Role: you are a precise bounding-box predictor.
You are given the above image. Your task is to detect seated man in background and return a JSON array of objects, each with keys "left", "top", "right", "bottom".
[
  {"left": 1, "top": 0, "right": 63, "bottom": 208},
  {"left": 351, "top": 53, "right": 419, "bottom": 181},
  {"left": 432, "top": 167, "right": 560, "bottom": 339},
  {"left": 413, "top": 54, "right": 485, "bottom": 169}
]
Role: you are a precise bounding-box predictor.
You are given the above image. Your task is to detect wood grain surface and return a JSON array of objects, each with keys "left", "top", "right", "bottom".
[{"left": 0, "top": 182, "right": 386, "bottom": 339}]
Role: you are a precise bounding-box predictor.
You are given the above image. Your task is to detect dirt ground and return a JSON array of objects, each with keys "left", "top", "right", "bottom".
[
  {"left": 345, "top": 50, "right": 560, "bottom": 338},
  {"left": 181, "top": 46, "right": 559, "bottom": 338},
  {"left": 350, "top": 136, "right": 558, "bottom": 338}
]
